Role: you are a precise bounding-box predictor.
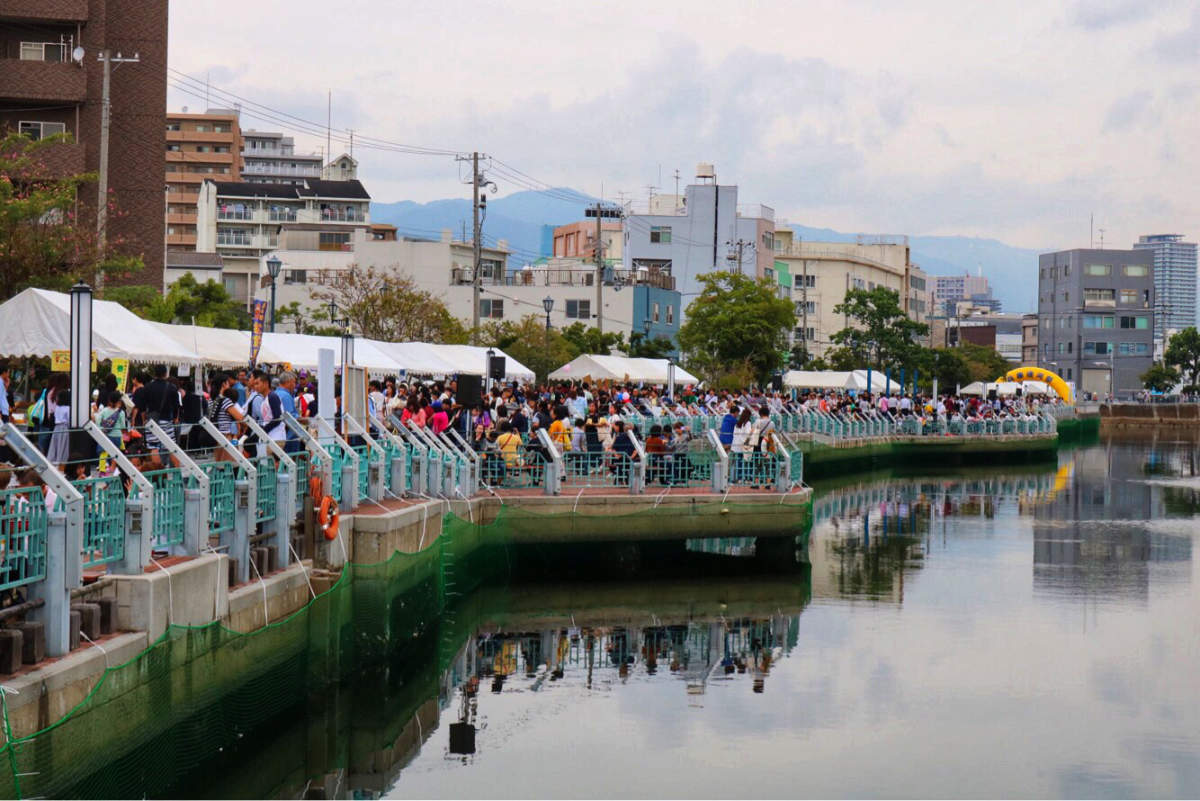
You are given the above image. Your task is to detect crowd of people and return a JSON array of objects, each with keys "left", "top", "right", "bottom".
[{"left": 0, "top": 358, "right": 1067, "bottom": 497}]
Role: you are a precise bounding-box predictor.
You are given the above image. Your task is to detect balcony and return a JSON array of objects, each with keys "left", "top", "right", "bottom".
[
  {"left": 243, "top": 163, "right": 321, "bottom": 177},
  {"left": 217, "top": 208, "right": 254, "bottom": 221},
  {"left": 268, "top": 210, "right": 298, "bottom": 222},
  {"left": 167, "top": 233, "right": 197, "bottom": 247},
  {"left": 490, "top": 267, "right": 676, "bottom": 291},
  {"left": 0, "top": 0, "right": 88, "bottom": 22},
  {"left": 0, "top": 58, "right": 86, "bottom": 102},
  {"left": 167, "top": 212, "right": 196, "bottom": 224},
  {"left": 319, "top": 208, "right": 365, "bottom": 222},
  {"left": 216, "top": 233, "right": 252, "bottom": 247},
  {"left": 167, "top": 150, "right": 234, "bottom": 164},
  {"left": 167, "top": 192, "right": 199, "bottom": 205},
  {"left": 166, "top": 130, "right": 235, "bottom": 144}
]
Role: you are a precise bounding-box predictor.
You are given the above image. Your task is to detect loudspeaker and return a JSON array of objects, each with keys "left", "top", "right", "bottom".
[
  {"left": 987, "top": 389, "right": 998, "bottom": 401},
  {"left": 488, "top": 356, "right": 506, "bottom": 380},
  {"left": 457, "top": 374, "right": 482, "bottom": 407},
  {"left": 770, "top": 374, "right": 783, "bottom": 392}
]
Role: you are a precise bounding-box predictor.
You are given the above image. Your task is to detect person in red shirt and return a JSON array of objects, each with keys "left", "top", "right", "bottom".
[{"left": 429, "top": 400, "right": 450, "bottom": 434}]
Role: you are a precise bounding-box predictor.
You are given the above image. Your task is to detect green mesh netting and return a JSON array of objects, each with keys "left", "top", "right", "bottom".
[{"left": 0, "top": 501, "right": 810, "bottom": 799}]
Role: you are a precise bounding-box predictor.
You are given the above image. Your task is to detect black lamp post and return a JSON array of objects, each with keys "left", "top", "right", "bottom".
[
  {"left": 542, "top": 296, "right": 554, "bottom": 330},
  {"left": 327, "top": 299, "right": 339, "bottom": 324},
  {"left": 486, "top": 347, "right": 495, "bottom": 394},
  {"left": 642, "top": 318, "right": 652, "bottom": 337},
  {"left": 266, "top": 254, "right": 282, "bottom": 332}
]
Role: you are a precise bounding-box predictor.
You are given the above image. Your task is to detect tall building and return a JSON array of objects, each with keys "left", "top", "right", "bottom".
[
  {"left": 622, "top": 164, "right": 775, "bottom": 301},
  {"left": 0, "top": 0, "right": 168, "bottom": 288},
  {"left": 933, "top": 272, "right": 999, "bottom": 315},
  {"left": 165, "top": 109, "right": 242, "bottom": 250},
  {"left": 772, "top": 229, "right": 920, "bottom": 356},
  {"left": 1037, "top": 248, "right": 1154, "bottom": 399},
  {"left": 241, "top": 130, "right": 322, "bottom": 185},
  {"left": 1132, "top": 234, "right": 1197, "bottom": 339}
]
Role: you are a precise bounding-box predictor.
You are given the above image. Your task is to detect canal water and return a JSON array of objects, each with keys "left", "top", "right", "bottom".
[{"left": 153, "top": 436, "right": 1200, "bottom": 798}]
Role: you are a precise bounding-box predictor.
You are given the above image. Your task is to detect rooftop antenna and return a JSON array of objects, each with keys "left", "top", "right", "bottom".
[
  {"left": 1098, "top": 228, "right": 1106, "bottom": 249},
  {"left": 1090, "top": 212, "right": 1094, "bottom": 249},
  {"left": 326, "top": 90, "right": 332, "bottom": 171}
]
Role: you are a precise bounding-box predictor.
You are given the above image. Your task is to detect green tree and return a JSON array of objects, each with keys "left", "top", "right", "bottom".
[
  {"left": 957, "top": 342, "right": 1012, "bottom": 382},
  {"left": 1164, "top": 327, "right": 1200, "bottom": 388},
  {"left": 0, "top": 131, "right": 142, "bottom": 298},
  {"left": 311, "top": 264, "right": 468, "bottom": 343},
  {"left": 108, "top": 274, "right": 248, "bottom": 328},
  {"left": 627, "top": 332, "right": 676, "bottom": 359},
  {"left": 479, "top": 315, "right": 573, "bottom": 382},
  {"left": 677, "top": 271, "right": 795, "bottom": 383},
  {"left": 831, "top": 287, "right": 928, "bottom": 370},
  {"left": 1140, "top": 363, "right": 1179, "bottom": 393},
  {"left": 561, "top": 322, "right": 625, "bottom": 355},
  {"left": 923, "top": 347, "right": 971, "bottom": 389}
]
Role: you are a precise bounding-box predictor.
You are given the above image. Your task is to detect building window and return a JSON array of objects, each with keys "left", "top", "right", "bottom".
[
  {"left": 1119, "top": 289, "right": 1139, "bottom": 305},
  {"left": 649, "top": 226, "right": 672, "bottom": 244},
  {"left": 1123, "top": 264, "right": 1149, "bottom": 277},
  {"left": 19, "top": 41, "right": 66, "bottom": 62},
  {"left": 565, "top": 300, "right": 591, "bottom": 319},
  {"left": 1084, "top": 288, "right": 1115, "bottom": 304},
  {"left": 223, "top": 277, "right": 238, "bottom": 295},
  {"left": 318, "top": 232, "right": 351, "bottom": 251},
  {"left": 18, "top": 121, "right": 67, "bottom": 141},
  {"left": 794, "top": 274, "right": 816, "bottom": 288},
  {"left": 166, "top": 144, "right": 181, "bottom": 152},
  {"left": 666, "top": 305, "right": 674, "bottom": 324},
  {"left": 479, "top": 299, "right": 503, "bottom": 319},
  {"left": 194, "top": 125, "right": 208, "bottom": 133},
  {"left": 1057, "top": 343, "right": 1065, "bottom": 354},
  {"left": 1083, "top": 315, "right": 1114, "bottom": 329},
  {"left": 166, "top": 122, "right": 181, "bottom": 131},
  {"left": 213, "top": 124, "right": 228, "bottom": 133},
  {"left": 652, "top": 302, "right": 660, "bottom": 322},
  {"left": 1119, "top": 316, "right": 1148, "bottom": 329},
  {"left": 1066, "top": 368, "right": 1072, "bottom": 380},
  {"left": 1062, "top": 291, "right": 1070, "bottom": 302},
  {"left": 1083, "top": 341, "right": 1112, "bottom": 355},
  {"left": 283, "top": 270, "right": 307, "bottom": 285},
  {"left": 1084, "top": 264, "right": 1111, "bottom": 276},
  {"left": 1063, "top": 265, "right": 1071, "bottom": 276}
]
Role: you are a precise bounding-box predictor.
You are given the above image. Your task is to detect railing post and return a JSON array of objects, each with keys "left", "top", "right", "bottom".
[
  {"left": 391, "top": 418, "right": 427, "bottom": 497},
  {"left": 148, "top": 419, "right": 210, "bottom": 556},
  {"left": 706, "top": 429, "right": 729, "bottom": 493},
  {"left": 771, "top": 433, "right": 790, "bottom": 493},
  {"left": 239, "top": 416, "right": 296, "bottom": 571},
  {"left": 344, "top": 415, "right": 385, "bottom": 503},
  {"left": 370, "top": 417, "right": 410, "bottom": 497},
  {"left": 445, "top": 429, "right": 482, "bottom": 498},
  {"left": 312, "top": 415, "right": 358, "bottom": 511},
  {"left": 2, "top": 424, "right": 82, "bottom": 658},
  {"left": 535, "top": 428, "right": 562, "bottom": 496},
  {"left": 626, "top": 429, "right": 646, "bottom": 495},
  {"left": 408, "top": 423, "right": 452, "bottom": 498},
  {"left": 185, "top": 419, "right": 257, "bottom": 584}
]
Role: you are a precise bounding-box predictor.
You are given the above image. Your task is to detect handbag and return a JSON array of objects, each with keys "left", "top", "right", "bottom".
[{"left": 28, "top": 390, "right": 47, "bottom": 426}]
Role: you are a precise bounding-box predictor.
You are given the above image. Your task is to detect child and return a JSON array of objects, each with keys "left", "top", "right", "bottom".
[{"left": 47, "top": 389, "right": 71, "bottom": 470}]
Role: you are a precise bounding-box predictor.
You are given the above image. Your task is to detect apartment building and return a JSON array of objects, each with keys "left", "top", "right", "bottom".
[
  {"left": 933, "top": 272, "right": 998, "bottom": 315},
  {"left": 621, "top": 164, "right": 775, "bottom": 300},
  {"left": 553, "top": 220, "right": 623, "bottom": 263},
  {"left": 262, "top": 230, "right": 682, "bottom": 346},
  {"left": 195, "top": 178, "right": 371, "bottom": 305},
  {"left": 0, "top": 0, "right": 168, "bottom": 287},
  {"left": 771, "top": 229, "right": 917, "bottom": 357},
  {"left": 241, "top": 130, "right": 322, "bottom": 185},
  {"left": 165, "top": 109, "right": 241, "bottom": 249},
  {"left": 1037, "top": 248, "right": 1154, "bottom": 399},
  {"left": 1022, "top": 313, "right": 1038, "bottom": 364},
  {"left": 1132, "top": 234, "right": 1196, "bottom": 340}
]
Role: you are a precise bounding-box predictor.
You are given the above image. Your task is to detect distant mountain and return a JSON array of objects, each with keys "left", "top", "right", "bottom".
[{"left": 371, "top": 190, "right": 1042, "bottom": 312}]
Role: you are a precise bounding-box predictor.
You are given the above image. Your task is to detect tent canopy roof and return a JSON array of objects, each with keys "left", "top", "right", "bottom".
[
  {"left": 413, "top": 344, "right": 536, "bottom": 381},
  {"left": 0, "top": 288, "right": 200, "bottom": 364},
  {"left": 549, "top": 354, "right": 699, "bottom": 385}
]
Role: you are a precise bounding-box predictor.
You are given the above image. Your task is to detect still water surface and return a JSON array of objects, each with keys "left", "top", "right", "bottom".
[{"left": 388, "top": 437, "right": 1199, "bottom": 799}]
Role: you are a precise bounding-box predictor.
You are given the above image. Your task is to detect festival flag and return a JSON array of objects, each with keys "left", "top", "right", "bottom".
[{"left": 249, "top": 299, "right": 267, "bottom": 367}]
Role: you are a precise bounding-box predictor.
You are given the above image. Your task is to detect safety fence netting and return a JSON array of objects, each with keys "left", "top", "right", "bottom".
[{"left": 0, "top": 500, "right": 811, "bottom": 799}]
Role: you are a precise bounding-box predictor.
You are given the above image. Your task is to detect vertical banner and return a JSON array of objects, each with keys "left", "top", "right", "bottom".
[
  {"left": 249, "top": 299, "right": 267, "bottom": 367},
  {"left": 111, "top": 358, "right": 130, "bottom": 392}
]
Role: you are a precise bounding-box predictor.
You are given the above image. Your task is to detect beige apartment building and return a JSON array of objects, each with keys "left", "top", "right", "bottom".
[
  {"left": 165, "top": 109, "right": 241, "bottom": 249},
  {"left": 772, "top": 229, "right": 920, "bottom": 357}
]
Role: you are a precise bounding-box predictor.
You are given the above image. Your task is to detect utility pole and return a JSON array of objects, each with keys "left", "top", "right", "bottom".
[
  {"left": 586, "top": 201, "right": 623, "bottom": 334},
  {"left": 726, "top": 239, "right": 754, "bottom": 275},
  {"left": 95, "top": 49, "right": 139, "bottom": 293},
  {"left": 457, "top": 152, "right": 495, "bottom": 343}
]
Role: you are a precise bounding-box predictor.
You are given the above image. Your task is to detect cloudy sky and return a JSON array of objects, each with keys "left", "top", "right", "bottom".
[{"left": 168, "top": 0, "right": 1200, "bottom": 250}]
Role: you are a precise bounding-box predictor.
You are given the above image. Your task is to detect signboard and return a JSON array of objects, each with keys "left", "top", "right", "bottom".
[
  {"left": 111, "top": 358, "right": 130, "bottom": 392},
  {"left": 248, "top": 299, "right": 267, "bottom": 367},
  {"left": 50, "top": 350, "right": 98, "bottom": 372},
  {"left": 342, "top": 365, "right": 369, "bottom": 437}
]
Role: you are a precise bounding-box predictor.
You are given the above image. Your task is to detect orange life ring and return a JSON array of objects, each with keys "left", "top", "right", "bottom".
[
  {"left": 308, "top": 473, "right": 323, "bottom": 507},
  {"left": 318, "top": 495, "right": 339, "bottom": 541}
]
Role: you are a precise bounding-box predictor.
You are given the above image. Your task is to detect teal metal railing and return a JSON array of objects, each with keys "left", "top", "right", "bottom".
[
  {"left": 254, "top": 456, "right": 277, "bottom": 523},
  {"left": 0, "top": 486, "right": 48, "bottom": 591},
  {"left": 198, "top": 461, "right": 236, "bottom": 535},
  {"left": 560, "top": 451, "right": 637, "bottom": 489},
  {"left": 138, "top": 468, "right": 185, "bottom": 549},
  {"left": 293, "top": 451, "right": 310, "bottom": 513},
  {"left": 66, "top": 475, "right": 125, "bottom": 568}
]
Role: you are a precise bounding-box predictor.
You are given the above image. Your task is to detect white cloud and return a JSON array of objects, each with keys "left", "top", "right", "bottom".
[{"left": 169, "top": 0, "right": 1200, "bottom": 249}]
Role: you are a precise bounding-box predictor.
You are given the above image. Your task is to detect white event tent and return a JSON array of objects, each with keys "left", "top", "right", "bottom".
[
  {"left": 415, "top": 344, "right": 536, "bottom": 382},
  {"left": 783, "top": 369, "right": 890, "bottom": 392},
  {"left": 549, "top": 354, "right": 699, "bottom": 385},
  {"left": 0, "top": 288, "right": 199, "bottom": 364}
]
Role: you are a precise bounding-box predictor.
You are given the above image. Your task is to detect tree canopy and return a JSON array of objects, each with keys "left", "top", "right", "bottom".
[
  {"left": 107, "top": 273, "right": 249, "bottom": 328},
  {"left": 831, "top": 286, "right": 928, "bottom": 370},
  {"left": 0, "top": 131, "right": 141, "bottom": 299},
  {"left": 1140, "top": 363, "right": 1180, "bottom": 393},
  {"left": 1164, "top": 327, "right": 1200, "bottom": 389},
  {"left": 479, "top": 315, "right": 575, "bottom": 382},
  {"left": 310, "top": 264, "right": 468, "bottom": 344},
  {"left": 677, "top": 271, "right": 795, "bottom": 383}
]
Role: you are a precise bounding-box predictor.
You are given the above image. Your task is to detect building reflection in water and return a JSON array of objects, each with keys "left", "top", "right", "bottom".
[{"left": 1032, "top": 441, "right": 1194, "bottom": 603}]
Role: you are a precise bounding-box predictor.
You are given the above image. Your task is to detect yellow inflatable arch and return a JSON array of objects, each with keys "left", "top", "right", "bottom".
[{"left": 994, "top": 366, "right": 1073, "bottom": 404}]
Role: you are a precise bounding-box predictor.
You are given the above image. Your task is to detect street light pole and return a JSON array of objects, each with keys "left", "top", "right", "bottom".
[
  {"left": 266, "top": 255, "right": 282, "bottom": 332},
  {"left": 542, "top": 296, "right": 554, "bottom": 381}
]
